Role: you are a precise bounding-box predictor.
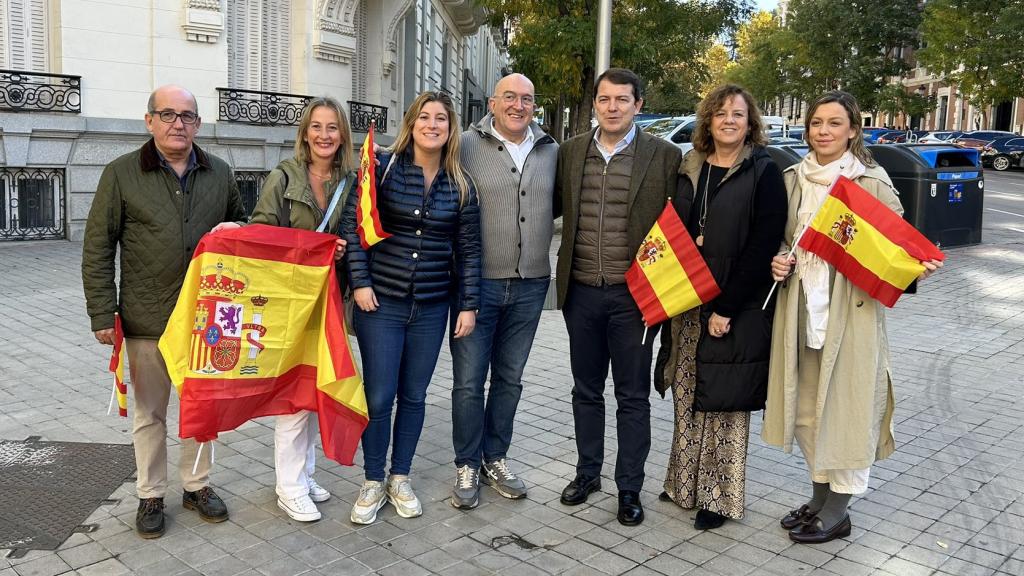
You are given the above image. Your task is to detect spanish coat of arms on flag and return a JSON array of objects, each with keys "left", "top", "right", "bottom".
[{"left": 159, "top": 224, "right": 367, "bottom": 465}]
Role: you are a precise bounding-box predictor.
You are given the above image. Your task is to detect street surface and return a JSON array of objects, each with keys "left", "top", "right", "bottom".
[{"left": 1, "top": 169, "right": 1022, "bottom": 575}]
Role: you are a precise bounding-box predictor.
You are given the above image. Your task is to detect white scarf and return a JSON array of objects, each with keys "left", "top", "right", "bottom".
[{"left": 794, "top": 151, "right": 865, "bottom": 349}]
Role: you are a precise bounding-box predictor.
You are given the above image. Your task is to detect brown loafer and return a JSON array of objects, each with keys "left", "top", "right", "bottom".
[
  {"left": 780, "top": 504, "right": 817, "bottom": 530},
  {"left": 789, "top": 514, "right": 852, "bottom": 544}
]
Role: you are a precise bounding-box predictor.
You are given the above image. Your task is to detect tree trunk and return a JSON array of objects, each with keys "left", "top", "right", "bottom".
[
  {"left": 549, "top": 96, "right": 566, "bottom": 143},
  {"left": 572, "top": 64, "right": 596, "bottom": 137}
]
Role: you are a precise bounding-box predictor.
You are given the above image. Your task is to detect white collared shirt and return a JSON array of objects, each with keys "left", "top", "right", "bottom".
[
  {"left": 593, "top": 124, "right": 637, "bottom": 163},
  {"left": 491, "top": 120, "right": 536, "bottom": 172}
]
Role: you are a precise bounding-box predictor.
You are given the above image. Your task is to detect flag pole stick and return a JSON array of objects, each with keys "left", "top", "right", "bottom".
[
  {"left": 641, "top": 325, "right": 648, "bottom": 346},
  {"left": 761, "top": 175, "right": 841, "bottom": 311},
  {"left": 192, "top": 442, "right": 205, "bottom": 475},
  {"left": 106, "top": 383, "right": 116, "bottom": 416}
]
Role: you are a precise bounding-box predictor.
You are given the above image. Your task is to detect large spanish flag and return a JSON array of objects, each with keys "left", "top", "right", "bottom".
[
  {"left": 798, "top": 176, "right": 945, "bottom": 307},
  {"left": 625, "top": 202, "right": 721, "bottom": 326},
  {"left": 356, "top": 123, "right": 390, "bottom": 249},
  {"left": 158, "top": 224, "right": 367, "bottom": 465}
]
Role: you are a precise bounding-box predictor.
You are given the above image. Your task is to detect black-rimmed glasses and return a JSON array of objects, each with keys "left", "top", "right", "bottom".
[{"left": 150, "top": 109, "right": 200, "bottom": 124}]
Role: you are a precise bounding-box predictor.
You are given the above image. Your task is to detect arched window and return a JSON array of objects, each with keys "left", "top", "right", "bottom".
[{"left": 226, "top": 0, "right": 291, "bottom": 92}]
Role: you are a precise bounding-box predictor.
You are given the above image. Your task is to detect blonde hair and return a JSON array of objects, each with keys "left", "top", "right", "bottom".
[
  {"left": 692, "top": 84, "right": 768, "bottom": 155},
  {"left": 390, "top": 91, "right": 471, "bottom": 205},
  {"left": 294, "top": 97, "right": 355, "bottom": 175},
  {"left": 804, "top": 91, "right": 876, "bottom": 167}
]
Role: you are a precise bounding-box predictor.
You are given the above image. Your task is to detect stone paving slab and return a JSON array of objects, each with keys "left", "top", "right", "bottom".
[{"left": 1, "top": 227, "right": 1023, "bottom": 575}]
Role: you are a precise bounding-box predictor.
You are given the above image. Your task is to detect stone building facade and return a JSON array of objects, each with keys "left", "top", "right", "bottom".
[{"left": 0, "top": 0, "right": 508, "bottom": 241}]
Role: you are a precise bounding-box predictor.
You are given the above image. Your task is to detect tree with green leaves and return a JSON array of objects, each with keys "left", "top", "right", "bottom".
[
  {"left": 780, "top": 0, "right": 922, "bottom": 112},
  {"left": 917, "top": 0, "right": 1024, "bottom": 128},
  {"left": 478, "top": 0, "right": 746, "bottom": 138},
  {"left": 725, "top": 11, "right": 788, "bottom": 108}
]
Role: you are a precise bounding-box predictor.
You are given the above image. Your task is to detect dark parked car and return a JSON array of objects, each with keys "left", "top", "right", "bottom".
[
  {"left": 981, "top": 136, "right": 1024, "bottom": 171},
  {"left": 953, "top": 130, "right": 1016, "bottom": 145}
]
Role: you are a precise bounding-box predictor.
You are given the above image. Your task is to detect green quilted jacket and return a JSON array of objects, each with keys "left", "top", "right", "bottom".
[{"left": 82, "top": 139, "right": 245, "bottom": 338}]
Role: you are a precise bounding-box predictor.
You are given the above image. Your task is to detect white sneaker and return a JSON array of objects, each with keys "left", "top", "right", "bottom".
[
  {"left": 350, "top": 480, "right": 386, "bottom": 525},
  {"left": 387, "top": 475, "right": 422, "bottom": 518},
  {"left": 308, "top": 478, "right": 331, "bottom": 503},
  {"left": 277, "top": 494, "right": 321, "bottom": 522}
]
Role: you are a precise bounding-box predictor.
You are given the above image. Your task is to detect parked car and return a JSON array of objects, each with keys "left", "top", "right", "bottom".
[
  {"left": 768, "top": 127, "right": 804, "bottom": 141},
  {"left": 918, "top": 130, "right": 964, "bottom": 143},
  {"left": 955, "top": 137, "right": 993, "bottom": 151},
  {"left": 644, "top": 115, "right": 697, "bottom": 153},
  {"left": 768, "top": 135, "right": 803, "bottom": 145},
  {"left": 863, "top": 127, "right": 894, "bottom": 143},
  {"left": 952, "top": 130, "right": 1018, "bottom": 150},
  {"left": 981, "top": 136, "right": 1024, "bottom": 171},
  {"left": 875, "top": 131, "right": 907, "bottom": 144}
]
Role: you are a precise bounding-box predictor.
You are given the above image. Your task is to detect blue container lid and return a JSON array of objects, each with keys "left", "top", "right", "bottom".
[{"left": 908, "top": 146, "right": 980, "bottom": 168}]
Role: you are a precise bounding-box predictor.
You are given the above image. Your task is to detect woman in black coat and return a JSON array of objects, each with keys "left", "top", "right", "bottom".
[{"left": 655, "top": 84, "right": 787, "bottom": 530}]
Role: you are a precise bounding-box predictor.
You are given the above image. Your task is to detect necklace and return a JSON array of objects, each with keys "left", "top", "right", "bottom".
[
  {"left": 308, "top": 167, "right": 332, "bottom": 179},
  {"left": 696, "top": 162, "right": 711, "bottom": 247}
]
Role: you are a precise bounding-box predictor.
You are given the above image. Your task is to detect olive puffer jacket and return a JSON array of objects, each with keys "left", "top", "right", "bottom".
[
  {"left": 249, "top": 156, "right": 356, "bottom": 234},
  {"left": 341, "top": 150, "right": 481, "bottom": 310},
  {"left": 82, "top": 140, "right": 245, "bottom": 338}
]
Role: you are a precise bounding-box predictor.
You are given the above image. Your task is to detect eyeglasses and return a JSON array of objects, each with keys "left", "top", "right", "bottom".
[
  {"left": 150, "top": 109, "right": 199, "bottom": 125},
  {"left": 499, "top": 93, "right": 535, "bottom": 107}
]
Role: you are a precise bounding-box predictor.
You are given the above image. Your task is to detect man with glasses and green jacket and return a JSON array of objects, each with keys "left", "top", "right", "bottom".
[{"left": 82, "top": 85, "right": 244, "bottom": 539}]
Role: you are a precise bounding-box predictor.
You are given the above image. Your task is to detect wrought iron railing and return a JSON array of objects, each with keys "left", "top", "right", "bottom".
[
  {"left": 217, "top": 88, "right": 311, "bottom": 127},
  {"left": 348, "top": 100, "right": 389, "bottom": 134},
  {"left": 234, "top": 171, "right": 269, "bottom": 216},
  {"left": 0, "top": 70, "right": 82, "bottom": 113},
  {"left": 0, "top": 168, "right": 65, "bottom": 240}
]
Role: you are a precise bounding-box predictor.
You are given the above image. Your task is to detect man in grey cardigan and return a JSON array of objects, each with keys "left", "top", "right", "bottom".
[{"left": 450, "top": 73, "right": 558, "bottom": 509}]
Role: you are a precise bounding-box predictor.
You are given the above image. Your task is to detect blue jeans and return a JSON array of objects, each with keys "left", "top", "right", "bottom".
[
  {"left": 354, "top": 294, "right": 449, "bottom": 481},
  {"left": 450, "top": 277, "right": 549, "bottom": 468}
]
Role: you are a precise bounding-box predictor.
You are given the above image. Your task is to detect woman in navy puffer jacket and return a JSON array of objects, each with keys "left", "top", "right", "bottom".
[{"left": 342, "top": 91, "right": 480, "bottom": 525}]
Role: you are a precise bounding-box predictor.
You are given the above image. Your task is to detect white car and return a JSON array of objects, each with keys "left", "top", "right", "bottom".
[{"left": 643, "top": 115, "right": 697, "bottom": 153}]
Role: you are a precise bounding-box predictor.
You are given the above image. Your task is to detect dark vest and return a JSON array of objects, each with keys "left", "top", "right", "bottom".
[{"left": 572, "top": 138, "right": 635, "bottom": 285}]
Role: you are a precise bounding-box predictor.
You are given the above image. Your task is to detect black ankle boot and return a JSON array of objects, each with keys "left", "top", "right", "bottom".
[{"left": 694, "top": 509, "right": 727, "bottom": 530}]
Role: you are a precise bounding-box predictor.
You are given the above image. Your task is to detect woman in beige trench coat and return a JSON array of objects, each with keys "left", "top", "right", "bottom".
[{"left": 763, "top": 91, "right": 941, "bottom": 544}]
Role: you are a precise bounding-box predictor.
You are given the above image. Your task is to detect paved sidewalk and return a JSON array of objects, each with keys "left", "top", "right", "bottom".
[{"left": 1, "top": 235, "right": 1023, "bottom": 576}]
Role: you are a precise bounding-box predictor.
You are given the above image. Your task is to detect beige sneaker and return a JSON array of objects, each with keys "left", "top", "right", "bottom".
[
  {"left": 350, "top": 480, "right": 386, "bottom": 525},
  {"left": 386, "top": 475, "right": 422, "bottom": 518}
]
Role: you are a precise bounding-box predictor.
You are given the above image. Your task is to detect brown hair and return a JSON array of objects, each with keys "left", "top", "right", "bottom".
[
  {"left": 390, "top": 91, "right": 471, "bottom": 205},
  {"left": 692, "top": 84, "right": 768, "bottom": 155},
  {"left": 294, "top": 97, "right": 355, "bottom": 175},
  {"left": 594, "top": 68, "right": 643, "bottom": 101},
  {"left": 804, "top": 91, "right": 875, "bottom": 166}
]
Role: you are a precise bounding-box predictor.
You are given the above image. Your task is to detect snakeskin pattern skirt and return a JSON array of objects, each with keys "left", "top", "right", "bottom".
[{"left": 662, "top": 308, "right": 750, "bottom": 519}]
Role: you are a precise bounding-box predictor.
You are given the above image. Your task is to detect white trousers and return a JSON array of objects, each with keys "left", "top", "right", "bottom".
[
  {"left": 274, "top": 410, "right": 318, "bottom": 499},
  {"left": 795, "top": 345, "right": 871, "bottom": 495}
]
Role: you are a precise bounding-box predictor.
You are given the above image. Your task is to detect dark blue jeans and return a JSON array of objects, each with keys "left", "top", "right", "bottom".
[
  {"left": 450, "top": 277, "right": 549, "bottom": 468},
  {"left": 354, "top": 294, "right": 449, "bottom": 481}
]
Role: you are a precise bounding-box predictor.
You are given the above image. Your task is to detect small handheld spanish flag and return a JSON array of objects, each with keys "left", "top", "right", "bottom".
[
  {"left": 356, "top": 122, "right": 391, "bottom": 249},
  {"left": 108, "top": 314, "right": 128, "bottom": 417},
  {"left": 625, "top": 201, "right": 721, "bottom": 329},
  {"left": 797, "top": 176, "right": 944, "bottom": 307}
]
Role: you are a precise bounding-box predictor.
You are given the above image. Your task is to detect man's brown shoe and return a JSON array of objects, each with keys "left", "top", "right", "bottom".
[{"left": 183, "top": 487, "right": 228, "bottom": 523}]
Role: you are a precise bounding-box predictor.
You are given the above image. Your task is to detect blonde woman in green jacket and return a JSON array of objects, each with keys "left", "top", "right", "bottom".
[{"left": 214, "top": 97, "right": 356, "bottom": 522}]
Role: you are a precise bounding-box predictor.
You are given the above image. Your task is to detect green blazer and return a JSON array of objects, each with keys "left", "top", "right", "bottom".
[{"left": 554, "top": 127, "right": 682, "bottom": 308}]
